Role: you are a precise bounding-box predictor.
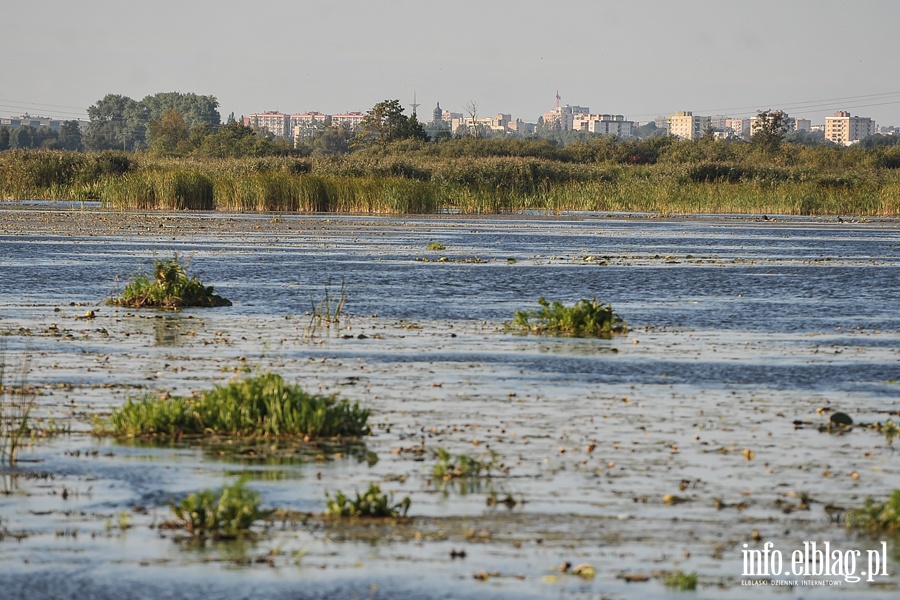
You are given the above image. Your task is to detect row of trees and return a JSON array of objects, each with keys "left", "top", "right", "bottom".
[{"left": 0, "top": 121, "right": 83, "bottom": 151}]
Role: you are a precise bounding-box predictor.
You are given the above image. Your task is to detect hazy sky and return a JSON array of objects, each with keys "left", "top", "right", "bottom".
[{"left": 4, "top": 0, "right": 900, "bottom": 126}]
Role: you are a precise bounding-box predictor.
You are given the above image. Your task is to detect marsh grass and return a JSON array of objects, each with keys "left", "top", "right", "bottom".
[
  {"left": 325, "top": 483, "right": 411, "bottom": 518},
  {"left": 845, "top": 490, "right": 900, "bottom": 535},
  {"left": 170, "top": 478, "right": 266, "bottom": 539},
  {"left": 107, "top": 254, "right": 231, "bottom": 309},
  {"left": 0, "top": 351, "right": 35, "bottom": 464},
  {"left": 104, "top": 373, "right": 369, "bottom": 439},
  {"left": 506, "top": 297, "right": 628, "bottom": 338}
]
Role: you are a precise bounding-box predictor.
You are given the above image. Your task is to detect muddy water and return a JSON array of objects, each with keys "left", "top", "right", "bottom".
[{"left": 1, "top": 209, "right": 899, "bottom": 599}]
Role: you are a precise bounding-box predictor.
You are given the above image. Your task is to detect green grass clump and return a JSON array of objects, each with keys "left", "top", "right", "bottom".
[
  {"left": 506, "top": 297, "right": 628, "bottom": 338},
  {"left": 663, "top": 570, "right": 698, "bottom": 591},
  {"left": 105, "top": 373, "right": 370, "bottom": 438},
  {"left": 171, "top": 478, "right": 265, "bottom": 539},
  {"left": 845, "top": 490, "right": 900, "bottom": 534},
  {"left": 425, "top": 241, "right": 446, "bottom": 251},
  {"left": 432, "top": 448, "right": 496, "bottom": 481},
  {"left": 325, "top": 483, "right": 410, "bottom": 518},
  {"left": 107, "top": 254, "right": 231, "bottom": 308}
]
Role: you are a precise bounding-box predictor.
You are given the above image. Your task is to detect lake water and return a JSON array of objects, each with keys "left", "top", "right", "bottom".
[{"left": 1, "top": 210, "right": 898, "bottom": 599}]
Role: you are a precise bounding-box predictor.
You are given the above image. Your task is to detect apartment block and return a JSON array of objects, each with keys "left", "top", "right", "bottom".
[
  {"left": 331, "top": 112, "right": 366, "bottom": 130},
  {"left": 572, "top": 113, "right": 633, "bottom": 137},
  {"left": 725, "top": 118, "right": 751, "bottom": 139},
  {"left": 824, "top": 111, "right": 875, "bottom": 145},
  {"left": 246, "top": 112, "right": 290, "bottom": 138},
  {"left": 543, "top": 104, "right": 590, "bottom": 131},
  {"left": 290, "top": 112, "right": 329, "bottom": 139},
  {"left": 668, "top": 111, "right": 710, "bottom": 140}
]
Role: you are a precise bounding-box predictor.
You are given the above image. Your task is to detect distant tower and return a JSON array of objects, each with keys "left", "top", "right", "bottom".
[
  {"left": 432, "top": 102, "right": 442, "bottom": 124},
  {"left": 409, "top": 92, "right": 420, "bottom": 117},
  {"left": 556, "top": 90, "right": 561, "bottom": 110}
]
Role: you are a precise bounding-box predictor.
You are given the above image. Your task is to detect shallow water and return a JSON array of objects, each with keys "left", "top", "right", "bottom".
[{"left": 1, "top": 210, "right": 899, "bottom": 599}]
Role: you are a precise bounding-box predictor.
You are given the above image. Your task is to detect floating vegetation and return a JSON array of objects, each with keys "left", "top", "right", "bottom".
[
  {"left": 169, "top": 478, "right": 265, "bottom": 539},
  {"left": 102, "top": 373, "right": 370, "bottom": 438},
  {"left": 0, "top": 351, "right": 35, "bottom": 464},
  {"left": 432, "top": 448, "right": 497, "bottom": 481},
  {"left": 506, "top": 297, "right": 628, "bottom": 338},
  {"left": 325, "top": 483, "right": 411, "bottom": 518},
  {"left": 425, "top": 241, "right": 446, "bottom": 251},
  {"left": 107, "top": 254, "right": 231, "bottom": 309},
  {"left": 845, "top": 490, "right": 900, "bottom": 535},
  {"left": 663, "top": 570, "right": 698, "bottom": 590}
]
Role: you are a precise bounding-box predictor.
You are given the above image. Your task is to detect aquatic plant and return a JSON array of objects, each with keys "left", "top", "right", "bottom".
[
  {"left": 104, "top": 373, "right": 370, "bottom": 438},
  {"left": 663, "top": 570, "right": 698, "bottom": 590},
  {"left": 306, "top": 281, "right": 347, "bottom": 337},
  {"left": 845, "top": 490, "right": 900, "bottom": 535},
  {"left": 171, "top": 478, "right": 265, "bottom": 539},
  {"left": 107, "top": 254, "right": 231, "bottom": 309},
  {"left": 0, "top": 351, "right": 35, "bottom": 465},
  {"left": 432, "top": 448, "right": 496, "bottom": 481},
  {"left": 425, "top": 241, "right": 446, "bottom": 251},
  {"left": 325, "top": 483, "right": 410, "bottom": 518},
  {"left": 506, "top": 297, "right": 628, "bottom": 338}
]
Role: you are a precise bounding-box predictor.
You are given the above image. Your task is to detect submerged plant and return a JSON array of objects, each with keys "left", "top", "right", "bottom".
[
  {"left": 506, "top": 297, "right": 628, "bottom": 338},
  {"left": 108, "top": 254, "right": 231, "bottom": 309},
  {"left": 102, "top": 373, "right": 370, "bottom": 438},
  {"left": 432, "top": 448, "right": 497, "bottom": 481},
  {"left": 325, "top": 483, "right": 410, "bottom": 518},
  {"left": 845, "top": 490, "right": 900, "bottom": 535},
  {"left": 663, "top": 570, "right": 698, "bottom": 591},
  {"left": 0, "top": 351, "right": 35, "bottom": 465},
  {"left": 171, "top": 478, "right": 265, "bottom": 538}
]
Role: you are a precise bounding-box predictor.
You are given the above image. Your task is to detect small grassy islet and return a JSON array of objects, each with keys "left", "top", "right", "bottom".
[
  {"left": 169, "top": 478, "right": 266, "bottom": 539},
  {"left": 107, "top": 254, "right": 231, "bottom": 309},
  {"left": 506, "top": 297, "right": 628, "bottom": 338},
  {"left": 325, "top": 483, "right": 411, "bottom": 518},
  {"left": 100, "top": 373, "right": 370, "bottom": 439}
]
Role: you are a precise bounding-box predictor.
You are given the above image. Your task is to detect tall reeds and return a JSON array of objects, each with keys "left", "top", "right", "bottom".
[{"left": 4, "top": 147, "right": 900, "bottom": 216}]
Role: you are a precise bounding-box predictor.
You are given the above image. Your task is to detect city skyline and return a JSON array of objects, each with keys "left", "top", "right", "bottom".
[{"left": 2, "top": 0, "right": 900, "bottom": 127}]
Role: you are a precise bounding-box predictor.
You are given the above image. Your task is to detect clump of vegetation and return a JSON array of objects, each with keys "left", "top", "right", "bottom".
[
  {"left": 170, "top": 479, "right": 265, "bottom": 539},
  {"left": 426, "top": 241, "right": 446, "bottom": 251},
  {"left": 108, "top": 254, "right": 231, "bottom": 308},
  {"left": 0, "top": 352, "right": 35, "bottom": 465},
  {"left": 325, "top": 483, "right": 410, "bottom": 518},
  {"left": 506, "top": 297, "right": 628, "bottom": 338},
  {"left": 845, "top": 490, "right": 900, "bottom": 535},
  {"left": 103, "top": 373, "right": 370, "bottom": 438},
  {"left": 663, "top": 570, "right": 698, "bottom": 591},
  {"left": 432, "top": 448, "right": 497, "bottom": 481}
]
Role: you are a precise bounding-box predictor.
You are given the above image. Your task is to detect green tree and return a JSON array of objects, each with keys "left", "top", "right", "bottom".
[
  {"left": 57, "top": 120, "right": 83, "bottom": 151},
  {"left": 84, "top": 94, "right": 148, "bottom": 151},
  {"left": 142, "top": 92, "right": 220, "bottom": 130},
  {"left": 147, "top": 108, "right": 190, "bottom": 156},
  {"left": 751, "top": 109, "right": 789, "bottom": 152},
  {"left": 356, "top": 99, "right": 426, "bottom": 148},
  {"left": 0, "top": 126, "right": 9, "bottom": 151},
  {"left": 11, "top": 126, "right": 34, "bottom": 149}
]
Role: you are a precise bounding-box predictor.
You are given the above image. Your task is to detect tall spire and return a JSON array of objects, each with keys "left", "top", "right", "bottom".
[{"left": 409, "top": 92, "right": 420, "bottom": 116}]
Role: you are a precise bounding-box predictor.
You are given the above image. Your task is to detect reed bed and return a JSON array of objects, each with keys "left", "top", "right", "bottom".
[{"left": 4, "top": 147, "right": 900, "bottom": 216}]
